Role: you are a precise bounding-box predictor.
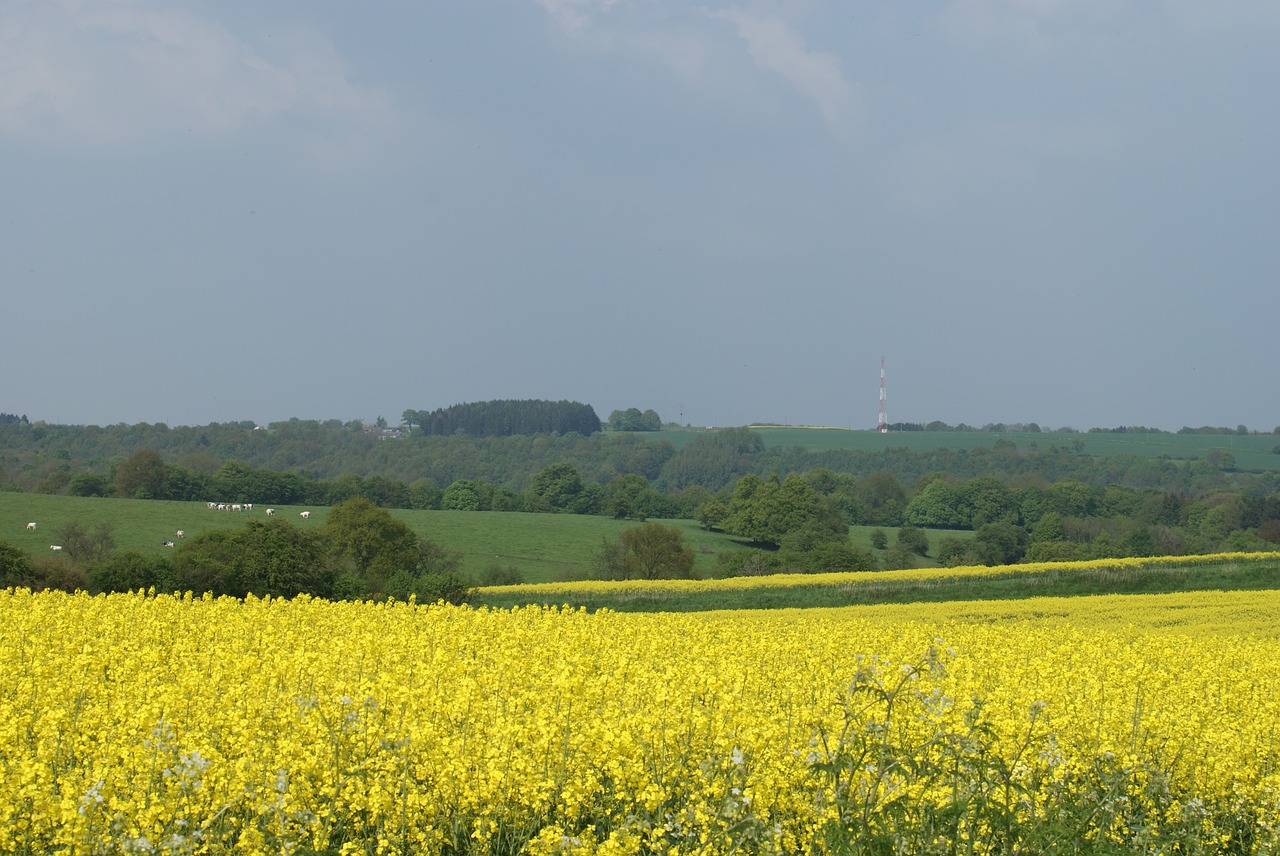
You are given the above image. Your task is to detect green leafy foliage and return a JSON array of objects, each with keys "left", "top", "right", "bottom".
[
  {"left": 114, "top": 450, "right": 167, "bottom": 499},
  {"left": 895, "top": 525, "right": 930, "bottom": 557},
  {"left": 723, "top": 474, "right": 848, "bottom": 549},
  {"left": 0, "top": 540, "right": 30, "bottom": 587},
  {"left": 404, "top": 399, "right": 601, "bottom": 437},
  {"left": 904, "top": 481, "right": 966, "bottom": 529},
  {"left": 323, "top": 498, "right": 420, "bottom": 591},
  {"left": 3, "top": 419, "right": 1280, "bottom": 575},
  {"left": 607, "top": 407, "right": 662, "bottom": 431},
  {"left": 87, "top": 551, "right": 178, "bottom": 594},
  {"left": 170, "top": 518, "right": 330, "bottom": 598},
  {"left": 528, "top": 463, "right": 592, "bottom": 513},
  {"left": 592, "top": 522, "right": 696, "bottom": 580},
  {"left": 657, "top": 427, "right": 764, "bottom": 490}
]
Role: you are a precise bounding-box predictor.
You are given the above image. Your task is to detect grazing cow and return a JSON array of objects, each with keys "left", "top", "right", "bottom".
[
  {"left": 231, "top": 504, "right": 243, "bottom": 512},
  {"left": 162, "top": 541, "right": 175, "bottom": 548},
  {"left": 299, "top": 511, "right": 311, "bottom": 519},
  {"left": 245, "top": 503, "right": 253, "bottom": 511},
  {"left": 50, "top": 545, "right": 62, "bottom": 551},
  {"left": 176, "top": 530, "right": 185, "bottom": 538},
  {"left": 265, "top": 508, "right": 275, "bottom": 516},
  {"left": 26, "top": 522, "right": 36, "bottom": 530}
]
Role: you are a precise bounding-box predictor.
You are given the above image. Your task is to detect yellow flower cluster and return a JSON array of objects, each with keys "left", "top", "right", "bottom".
[{"left": 2, "top": 587, "right": 1279, "bottom": 854}]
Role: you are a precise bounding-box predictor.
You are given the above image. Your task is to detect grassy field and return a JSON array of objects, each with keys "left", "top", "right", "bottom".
[
  {"left": 646, "top": 426, "right": 1280, "bottom": 471},
  {"left": 0, "top": 492, "right": 973, "bottom": 584}
]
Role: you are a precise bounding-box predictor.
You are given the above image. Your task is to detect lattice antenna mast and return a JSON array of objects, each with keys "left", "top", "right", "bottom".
[{"left": 877, "top": 358, "right": 888, "bottom": 433}]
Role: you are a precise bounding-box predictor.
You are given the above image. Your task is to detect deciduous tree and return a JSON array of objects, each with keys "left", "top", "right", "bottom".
[
  {"left": 903, "top": 481, "right": 965, "bottom": 529},
  {"left": 619, "top": 523, "right": 695, "bottom": 580},
  {"left": 115, "top": 449, "right": 167, "bottom": 499},
  {"left": 593, "top": 523, "right": 696, "bottom": 580},
  {"left": 323, "top": 497, "right": 419, "bottom": 589}
]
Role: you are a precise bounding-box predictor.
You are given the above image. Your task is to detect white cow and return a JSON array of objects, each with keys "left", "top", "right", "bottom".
[
  {"left": 299, "top": 511, "right": 312, "bottom": 519},
  {"left": 176, "top": 530, "right": 185, "bottom": 538},
  {"left": 26, "top": 522, "right": 36, "bottom": 530},
  {"left": 50, "top": 545, "right": 63, "bottom": 551},
  {"left": 265, "top": 508, "right": 275, "bottom": 516}
]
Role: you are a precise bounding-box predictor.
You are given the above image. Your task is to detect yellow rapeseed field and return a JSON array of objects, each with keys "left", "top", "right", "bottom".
[{"left": 3, "top": 583, "right": 1279, "bottom": 854}]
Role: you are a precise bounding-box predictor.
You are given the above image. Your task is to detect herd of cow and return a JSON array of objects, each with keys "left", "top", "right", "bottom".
[{"left": 26, "top": 503, "right": 316, "bottom": 552}]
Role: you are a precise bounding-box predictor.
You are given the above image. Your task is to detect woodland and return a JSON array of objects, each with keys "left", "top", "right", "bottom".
[{"left": 3, "top": 401, "right": 1280, "bottom": 597}]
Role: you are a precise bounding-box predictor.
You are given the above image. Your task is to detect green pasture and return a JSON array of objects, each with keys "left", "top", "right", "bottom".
[
  {"left": 1, "top": 492, "right": 969, "bottom": 585},
  {"left": 646, "top": 426, "right": 1280, "bottom": 471},
  {"left": 381, "top": 510, "right": 756, "bottom": 581},
  {"left": 0, "top": 493, "right": 321, "bottom": 556}
]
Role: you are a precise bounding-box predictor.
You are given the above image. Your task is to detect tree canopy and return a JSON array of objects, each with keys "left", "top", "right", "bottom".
[
  {"left": 403, "top": 400, "right": 601, "bottom": 437},
  {"left": 608, "top": 408, "right": 662, "bottom": 432},
  {"left": 592, "top": 523, "right": 696, "bottom": 581}
]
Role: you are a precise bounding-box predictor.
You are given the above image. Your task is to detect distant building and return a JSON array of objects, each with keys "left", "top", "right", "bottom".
[{"left": 363, "top": 422, "right": 407, "bottom": 440}]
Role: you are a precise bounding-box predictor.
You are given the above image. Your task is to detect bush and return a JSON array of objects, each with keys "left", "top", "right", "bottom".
[
  {"left": 477, "top": 563, "right": 524, "bottom": 586},
  {"left": 384, "top": 570, "right": 473, "bottom": 605},
  {"left": 787, "top": 542, "right": 878, "bottom": 573},
  {"left": 593, "top": 523, "right": 696, "bottom": 580},
  {"left": 881, "top": 542, "right": 919, "bottom": 570},
  {"left": 88, "top": 551, "right": 176, "bottom": 595},
  {"left": 718, "top": 550, "right": 773, "bottom": 577},
  {"left": 55, "top": 521, "right": 116, "bottom": 565},
  {"left": 22, "top": 555, "right": 88, "bottom": 593},
  {"left": 895, "top": 525, "right": 930, "bottom": 556},
  {"left": 0, "top": 541, "right": 31, "bottom": 587},
  {"left": 1258, "top": 519, "right": 1280, "bottom": 544}
]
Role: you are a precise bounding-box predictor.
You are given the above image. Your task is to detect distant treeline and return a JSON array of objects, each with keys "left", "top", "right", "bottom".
[
  {"left": 887, "top": 420, "right": 1263, "bottom": 435},
  {"left": 402, "top": 400, "right": 601, "bottom": 437},
  {"left": 3, "top": 421, "right": 1278, "bottom": 502},
  {"left": 6, "top": 417, "right": 1280, "bottom": 574}
]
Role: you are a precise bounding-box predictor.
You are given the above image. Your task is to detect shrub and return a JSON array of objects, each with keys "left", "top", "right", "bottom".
[
  {"left": 477, "top": 563, "right": 524, "bottom": 586},
  {"left": 895, "top": 525, "right": 930, "bottom": 556}
]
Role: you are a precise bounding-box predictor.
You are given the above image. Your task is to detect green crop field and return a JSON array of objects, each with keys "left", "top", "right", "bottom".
[
  {"left": 472, "top": 553, "right": 1280, "bottom": 613},
  {"left": 647, "top": 426, "right": 1280, "bottom": 470},
  {"left": 0, "top": 492, "right": 969, "bottom": 585}
]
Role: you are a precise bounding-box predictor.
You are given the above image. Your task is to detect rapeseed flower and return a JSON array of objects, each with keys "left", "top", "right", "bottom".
[{"left": 1, "top": 586, "right": 1278, "bottom": 853}]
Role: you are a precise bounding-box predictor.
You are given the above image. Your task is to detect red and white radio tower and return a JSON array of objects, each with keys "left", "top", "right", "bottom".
[{"left": 877, "top": 358, "right": 888, "bottom": 433}]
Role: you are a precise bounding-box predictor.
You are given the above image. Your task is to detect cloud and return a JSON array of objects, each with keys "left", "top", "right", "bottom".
[
  {"left": 529, "top": 1, "right": 859, "bottom": 135},
  {"left": 0, "top": 0, "right": 389, "bottom": 156},
  {"left": 933, "top": 0, "right": 1280, "bottom": 58},
  {"left": 534, "top": 0, "right": 623, "bottom": 34},
  {"left": 711, "top": 6, "right": 861, "bottom": 134}
]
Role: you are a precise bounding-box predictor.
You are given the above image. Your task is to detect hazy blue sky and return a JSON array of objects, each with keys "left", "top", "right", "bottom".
[{"left": 4, "top": 1, "right": 1277, "bottom": 432}]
